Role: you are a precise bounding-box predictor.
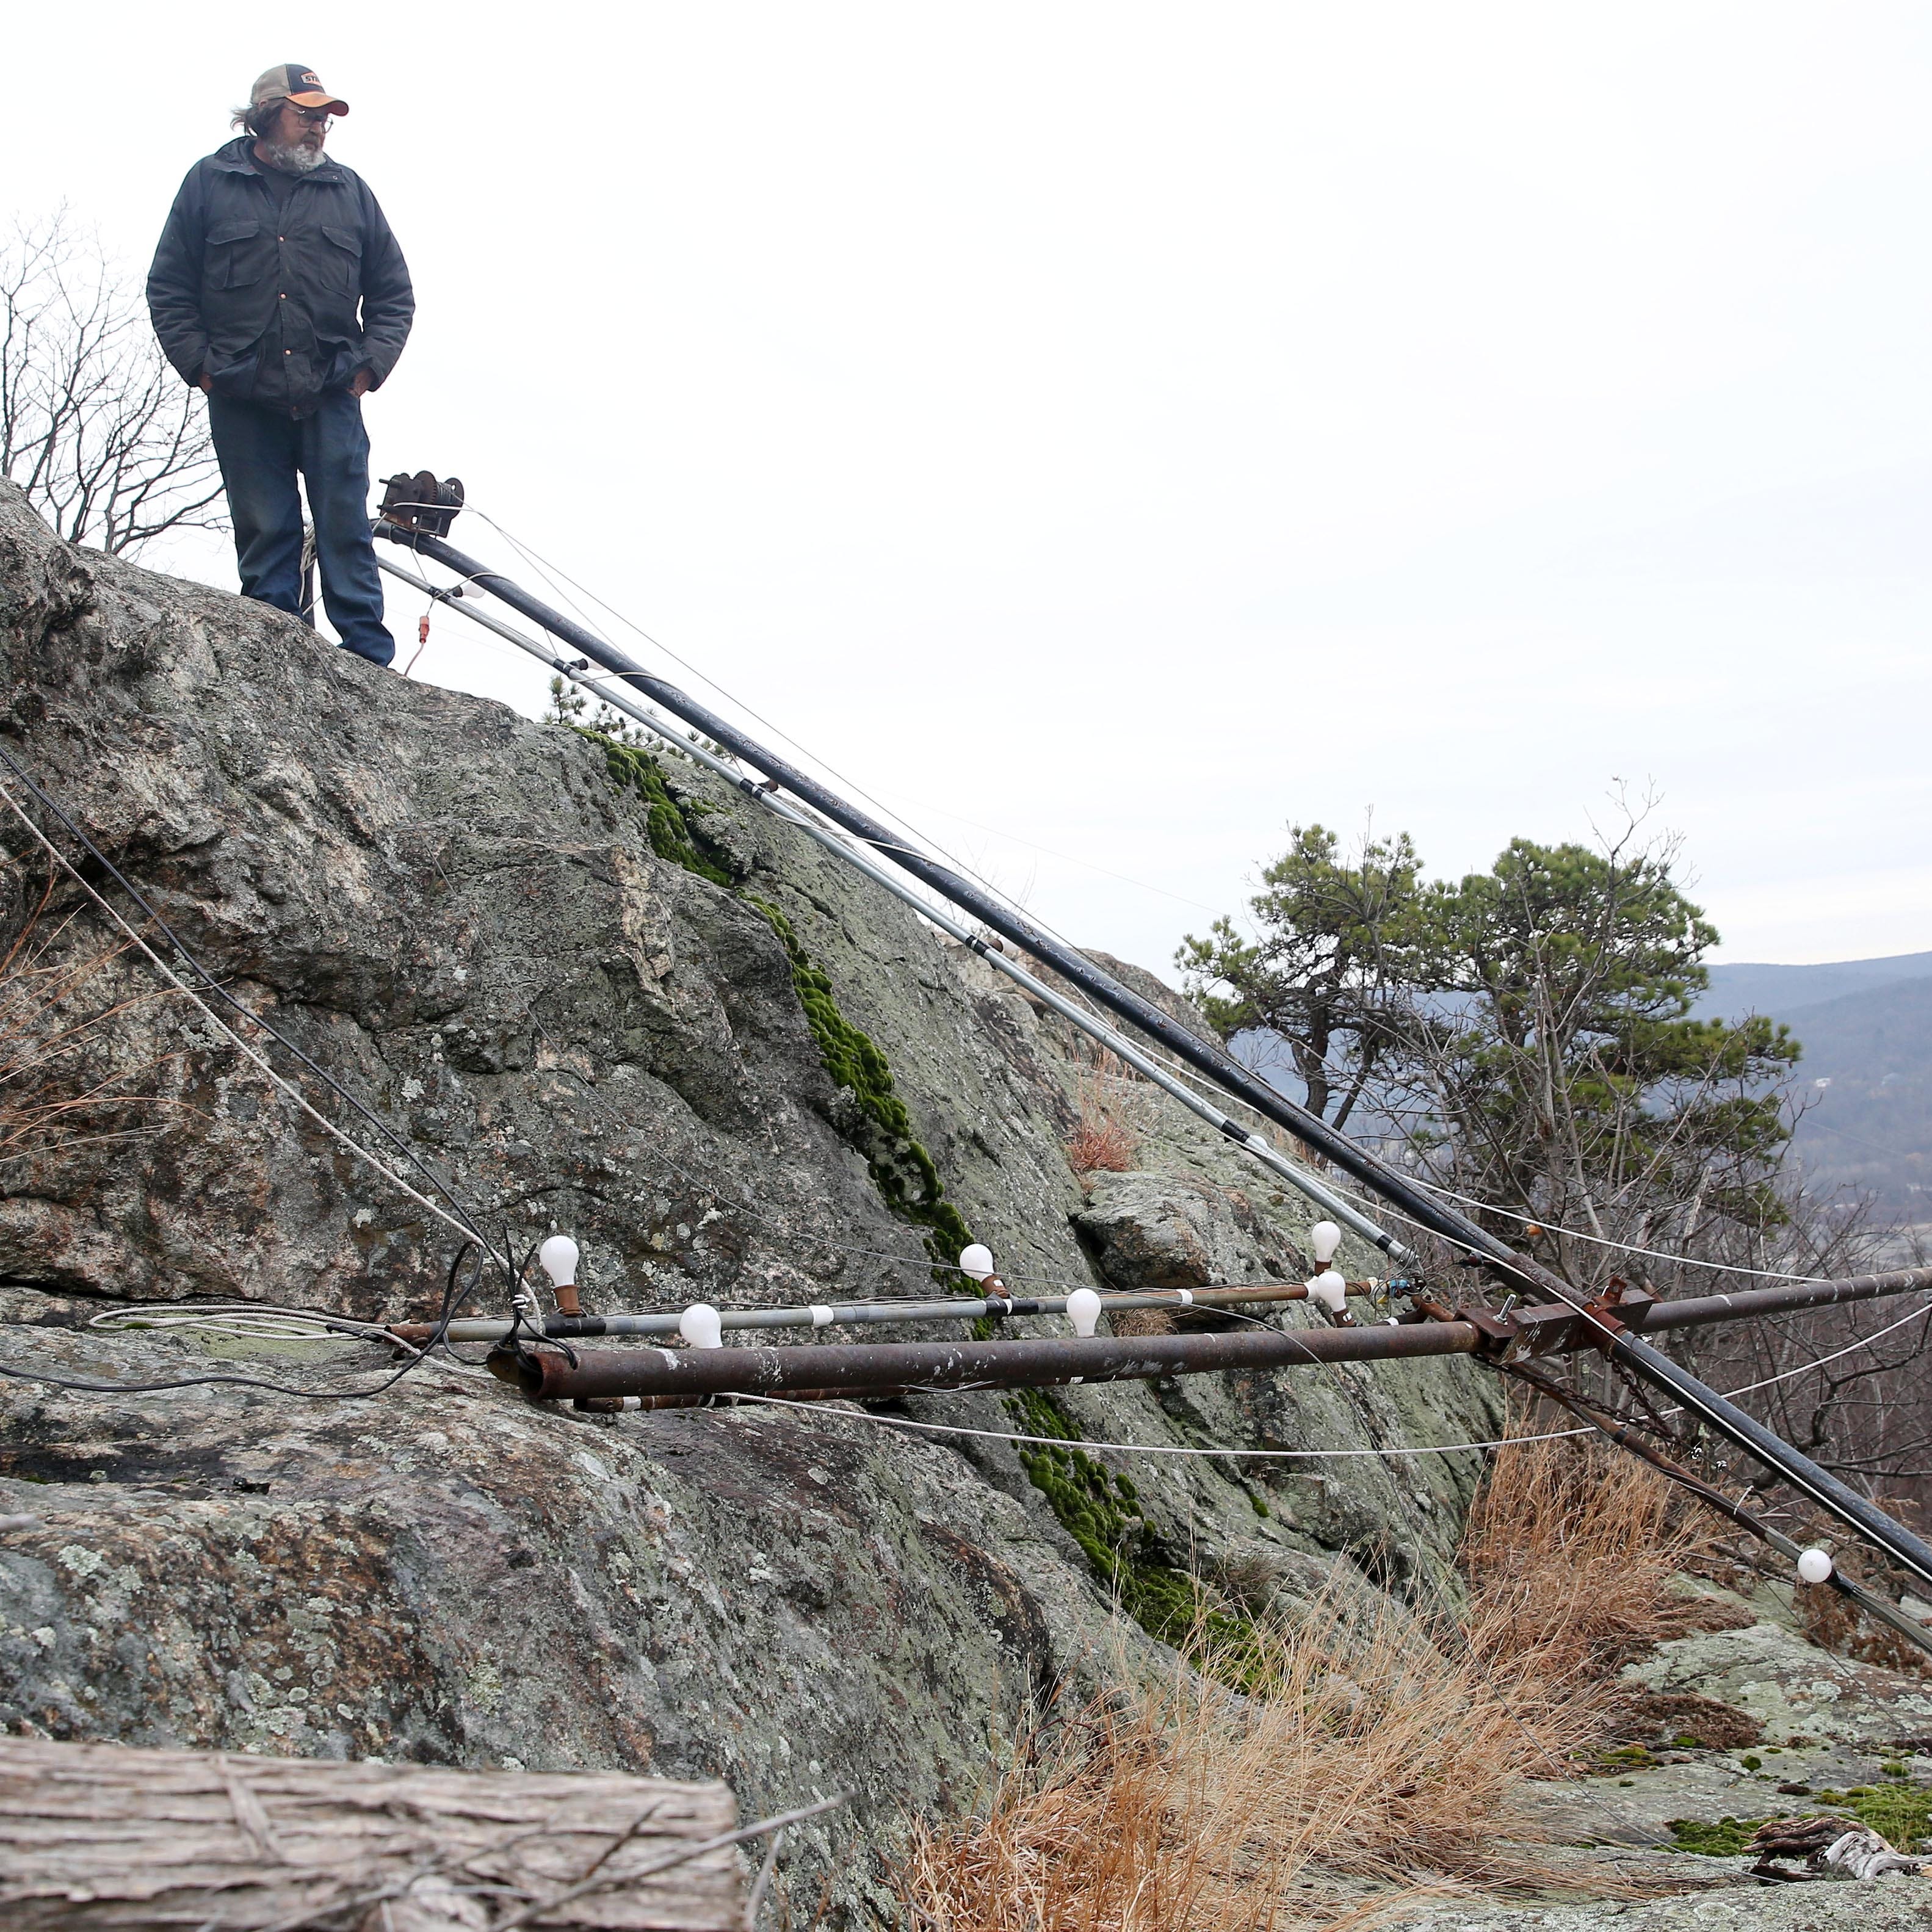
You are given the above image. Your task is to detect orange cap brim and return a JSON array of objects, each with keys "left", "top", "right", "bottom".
[{"left": 286, "top": 91, "right": 349, "bottom": 114}]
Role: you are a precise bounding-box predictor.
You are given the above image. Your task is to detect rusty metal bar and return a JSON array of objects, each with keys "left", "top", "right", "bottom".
[
  {"left": 491, "top": 1319, "right": 1482, "bottom": 1403},
  {"left": 1631, "top": 1265, "right": 1932, "bottom": 1334}
]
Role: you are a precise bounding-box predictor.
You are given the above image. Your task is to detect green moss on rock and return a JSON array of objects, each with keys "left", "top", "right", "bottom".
[
  {"left": 1665, "top": 1816, "right": 1764, "bottom": 1856},
  {"left": 747, "top": 897, "right": 974, "bottom": 1262},
  {"left": 580, "top": 734, "right": 976, "bottom": 1265},
  {"left": 591, "top": 736, "right": 736, "bottom": 888},
  {"left": 1005, "top": 1387, "right": 1257, "bottom": 1671},
  {"left": 1666, "top": 1782, "right": 1932, "bottom": 1856}
]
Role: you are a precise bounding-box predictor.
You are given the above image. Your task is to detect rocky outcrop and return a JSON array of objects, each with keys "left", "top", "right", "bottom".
[
  {"left": 1, "top": 490, "right": 1924, "bottom": 1928},
  {"left": 0, "top": 480, "right": 1517, "bottom": 1915}
]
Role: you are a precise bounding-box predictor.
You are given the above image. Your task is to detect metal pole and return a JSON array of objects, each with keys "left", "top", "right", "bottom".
[
  {"left": 391, "top": 1278, "right": 1331, "bottom": 1346},
  {"left": 1634, "top": 1265, "right": 1932, "bottom": 1333},
  {"left": 492, "top": 1319, "right": 1482, "bottom": 1402},
  {"left": 372, "top": 526, "right": 1446, "bottom": 1245},
  {"left": 378, "top": 529, "right": 1932, "bottom": 1596}
]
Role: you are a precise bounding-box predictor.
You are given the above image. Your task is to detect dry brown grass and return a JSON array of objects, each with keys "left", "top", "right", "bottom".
[
  {"left": 1065, "top": 1054, "right": 1145, "bottom": 1176},
  {"left": 1066, "top": 1116, "right": 1140, "bottom": 1175},
  {"left": 0, "top": 901, "right": 176, "bottom": 1169},
  {"left": 1461, "top": 1435, "right": 1724, "bottom": 1702},
  {"left": 895, "top": 1435, "right": 1719, "bottom": 1931}
]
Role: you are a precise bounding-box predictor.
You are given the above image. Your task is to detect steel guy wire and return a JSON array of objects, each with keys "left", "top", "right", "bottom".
[
  {"left": 469, "top": 511, "right": 1212, "bottom": 983},
  {"left": 0, "top": 748, "right": 510, "bottom": 1276},
  {"left": 380, "top": 545, "right": 1399, "bottom": 1261},
  {"left": 406, "top": 532, "right": 1870, "bottom": 1322},
  {"left": 0, "top": 770, "right": 494, "bottom": 1265},
  {"left": 0, "top": 768, "right": 527, "bottom": 1397},
  {"left": 736, "top": 1393, "right": 1586, "bottom": 1460}
]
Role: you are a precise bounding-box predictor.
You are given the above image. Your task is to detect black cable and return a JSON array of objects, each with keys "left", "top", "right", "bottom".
[{"left": 0, "top": 1226, "right": 485, "bottom": 1402}]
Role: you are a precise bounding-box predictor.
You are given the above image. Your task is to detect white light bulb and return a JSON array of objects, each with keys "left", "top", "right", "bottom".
[
  {"left": 1309, "top": 1270, "right": 1348, "bottom": 1314},
  {"left": 679, "top": 1303, "right": 723, "bottom": 1350},
  {"left": 1066, "top": 1289, "right": 1102, "bottom": 1338},
  {"left": 1309, "top": 1221, "right": 1342, "bottom": 1265},
  {"left": 958, "top": 1243, "right": 996, "bottom": 1282},
  {"left": 1796, "top": 1547, "right": 1834, "bottom": 1585},
  {"left": 538, "top": 1235, "right": 579, "bottom": 1288}
]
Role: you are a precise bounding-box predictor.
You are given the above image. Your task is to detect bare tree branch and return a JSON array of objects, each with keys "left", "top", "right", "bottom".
[{"left": 1, "top": 209, "right": 226, "bottom": 555}]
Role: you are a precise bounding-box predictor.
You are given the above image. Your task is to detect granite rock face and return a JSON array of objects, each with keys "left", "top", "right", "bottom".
[
  {"left": 0, "top": 480, "right": 1519, "bottom": 1913},
  {"left": 12, "top": 484, "right": 1909, "bottom": 1927}
]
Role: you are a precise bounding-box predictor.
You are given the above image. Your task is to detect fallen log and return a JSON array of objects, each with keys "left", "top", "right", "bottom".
[{"left": 0, "top": 1734, "right": 747, "bottom": 1929}]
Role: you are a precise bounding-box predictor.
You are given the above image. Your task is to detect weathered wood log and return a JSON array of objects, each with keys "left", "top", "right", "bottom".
[{"left": 0, "top": 1734, "right": 745, "bottom": 1929}]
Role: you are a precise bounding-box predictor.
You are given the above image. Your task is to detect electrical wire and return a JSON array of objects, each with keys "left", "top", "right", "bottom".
[
  {"left": 467, "top": 512, "right": 1212, "bottom": 997},
  {"left": 1404, "top": 1178, "right": 1834, "bottom": 1284},
  {"left": 0, "top": 749, "right": 509, "bottom": 1278},
  {"left": 85, "top": 1301, "right": 498, "bottom": 1381},
  {"left": 401, "top": 525, "right": 1900, "bottom": 1406},
  {"left": 734, "top": 1392, "right": 1580, "bottom": 1460},
  {"left": 0, "top": 1278, "right": 485, "bottom": 1402}
]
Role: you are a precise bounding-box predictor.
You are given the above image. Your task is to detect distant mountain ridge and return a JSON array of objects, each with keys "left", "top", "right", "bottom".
[
  {"left": 1699, "top": 950, "right": 1932, "bottom": 1021},
  {"left": 1700, "top": 952, "right": 1932, "bottom": 1221}
]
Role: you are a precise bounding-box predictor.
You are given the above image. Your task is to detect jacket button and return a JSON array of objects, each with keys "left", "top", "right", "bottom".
[{"left": 280, "top": 292, "right": 288, "bottom": 300}]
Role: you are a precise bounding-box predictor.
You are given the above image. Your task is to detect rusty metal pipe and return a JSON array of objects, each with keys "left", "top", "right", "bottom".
[
  {"left": 494, "top": 1320, "right": 1482, "bottom": 1403},
  {"left": 1633, "top": 1265, "right": 1932, "bottom": 1334}
]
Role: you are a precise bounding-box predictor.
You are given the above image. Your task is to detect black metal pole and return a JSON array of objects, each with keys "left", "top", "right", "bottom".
[
  {"left": 374, "top": 527, "right": 1454, "bottom": 1250},
  {"left": 385, "top": 526, "right": 1932, "bottom": 1593}
]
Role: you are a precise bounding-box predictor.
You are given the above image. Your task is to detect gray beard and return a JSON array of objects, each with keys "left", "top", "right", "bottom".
[{"left": 259, "top": 139, "right": 327, "bottom": 175}]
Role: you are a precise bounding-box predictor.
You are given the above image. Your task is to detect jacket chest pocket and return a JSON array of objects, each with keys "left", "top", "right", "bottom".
[
  {"left": 320, "top": 225, "right": 363, "bottom": 295},
  {"left": 207, "top": 218, "right": 272, "bottom": 289}
]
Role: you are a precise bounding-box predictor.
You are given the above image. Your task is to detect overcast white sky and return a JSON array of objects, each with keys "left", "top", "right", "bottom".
[{"left": 8, "top": 4, "right": 1931, "bottom": 974}]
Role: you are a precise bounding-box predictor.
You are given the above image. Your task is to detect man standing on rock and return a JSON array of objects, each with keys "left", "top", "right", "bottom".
[{"left": 147, "top": 65, "right": 414, "bottom": 668}]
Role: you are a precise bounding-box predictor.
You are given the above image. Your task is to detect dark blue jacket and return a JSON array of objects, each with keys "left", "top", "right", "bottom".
[{"left": 147, "top": 137, "right": 414, "bottom": 413}]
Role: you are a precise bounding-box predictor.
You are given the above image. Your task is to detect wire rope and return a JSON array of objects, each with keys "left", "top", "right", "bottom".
[
  {"left": 0, "top": 772, "right": 491, "bottom": 1262},
  {"left": 734, "top": 1392, "right": 1581, "bottom": 1460},
  {"left": 0, "top": 750, "right": 509, "bottom": 1278},
  {"left": 405, "top": 529, "right": 1864, "bottom": 1302}
]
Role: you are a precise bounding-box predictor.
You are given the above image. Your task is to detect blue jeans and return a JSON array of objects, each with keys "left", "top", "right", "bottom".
[{"left": 207, "top": 391, "right": 394, "bottom": 667}]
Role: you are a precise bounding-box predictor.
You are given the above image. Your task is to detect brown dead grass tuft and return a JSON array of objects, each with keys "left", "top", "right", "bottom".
[
  {"left": 897, "top": 1435, "right": 1718, "bottom": 1930},
  {"left": 1065, "top": 1055, "right": 1145, "bottom": 1175},
  {"left": 1461, "top": 1435, "right": 1724, "bottom": 1705},
  {"left": 1066, "top": 1115, "right": 1139, "bottom": 1176}
]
